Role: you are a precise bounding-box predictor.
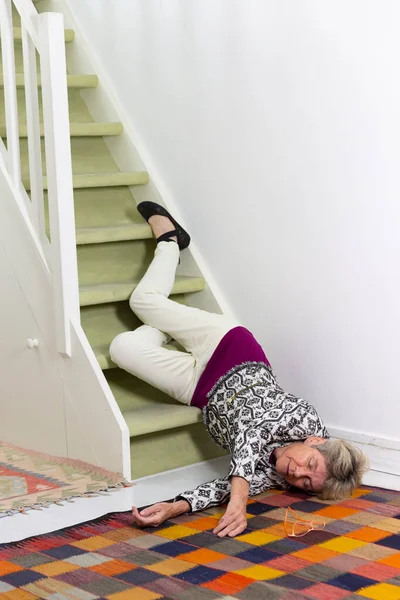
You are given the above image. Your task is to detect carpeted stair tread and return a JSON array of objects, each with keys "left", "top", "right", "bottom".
[
  {"left": 77, "top": 239, "right": 180, "bottom": 287},
  {"left": 0, "top": 121, "right": 123, "bottom": 138},
  {"left": 20, "top": 132, "right": 148, "bottom": 189},
  {"left": 12, "top": 26, "right": 75, "bottom": 42},
  {"left": 76, "top": 222, "right": 152, "bottom": 245},
  {"left": 79, "top": 275, "right": 205, "bottom": 306},
  {"left": 0, "top": 73, "right": 98, "bottom": 88},
  {"left": 107, "top": 368, "right": 184, "bottom": 412},
  {"left": 23, "top": 171, "right": 148, "bottom": 190},
  {"left": 95, "top": 340, "right": 181, "bottom": 370},
  {"left": 20, "top": 137, "right": 126, "bottom": 176},
  {"left": 106, "top": 369, "right": 203, "bottom": 434},
  {"left": 81, "top": 296, "right": 188, "bottom": 351},
  {"left": 71, "top": 187, "right": 148, "bottom": 231},
  {"left": 107, "top": 370, "right": 223, "bottom": 478},
  {"left": 125, "top": 404, "right": 203, "bottom": 437}
]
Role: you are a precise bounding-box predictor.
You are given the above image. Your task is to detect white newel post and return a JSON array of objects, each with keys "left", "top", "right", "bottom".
[
  {"left": 0, "top": 0, "right": 22, "bottom": 192},
  {"left": 39, "top": 12, "right": 80, "bottom": 357}
]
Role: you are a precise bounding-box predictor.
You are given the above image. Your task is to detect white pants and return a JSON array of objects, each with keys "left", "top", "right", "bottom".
[{"left": 110, "top": 242, "right": 238, "bottom": 404}]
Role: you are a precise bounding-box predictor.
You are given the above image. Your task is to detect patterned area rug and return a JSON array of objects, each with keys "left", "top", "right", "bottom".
[
  {"left": 0, "top": 442, "right": 127, "bottom": 515},
  {"left": 1, "top": 486, "right": 399, "bottom": 599}
]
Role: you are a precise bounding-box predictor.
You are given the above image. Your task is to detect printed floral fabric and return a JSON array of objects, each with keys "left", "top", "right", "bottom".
[{"left": 177, "top": 362, "right": 329, "bottom": 512}]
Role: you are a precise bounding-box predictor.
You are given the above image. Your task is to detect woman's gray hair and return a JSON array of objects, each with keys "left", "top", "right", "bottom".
[{"left": 313, "top": 439, "right": 370, "bottom": 501}]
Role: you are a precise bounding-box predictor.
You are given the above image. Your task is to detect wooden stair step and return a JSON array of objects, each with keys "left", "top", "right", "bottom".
[
  {"left": 79, "top": 275, "right": 205, "bottom": 306},
  {"left": 125, "top": 404, "right": 203, "bottom": 437},
  {"left": 0, "top": 73, "right": 98, "bottom": 88},
  {"left": 107, "top": 359, "right": 226, "bottom": 479},
  {"left": 76, "top": 223, "right": 152, "bottom": 245},
  {"left": 80, "top": 296, "right": 188, "bottom": 369},
  {"left": 23, "top": 171, "right": 149, "bottom": 190},
  {"left": 94, "top": 340, "right": 180, "bottom": 371},
  {"left": 0, "top": 122, "right": 123, "bottom": 138},
  {"left": 11, "top": 27, "right": 75, "bottom": 42}
]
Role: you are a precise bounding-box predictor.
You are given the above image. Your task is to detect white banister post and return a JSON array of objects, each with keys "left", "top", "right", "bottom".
[
  {"left": 0, "top": 0, "right": 22, "bottom": 189},
  {"left": 21, "top": 25, "right": 45, "bottom": 238},
  {"left": 39, "top": 11, "right": 80, "bottom": 357}
]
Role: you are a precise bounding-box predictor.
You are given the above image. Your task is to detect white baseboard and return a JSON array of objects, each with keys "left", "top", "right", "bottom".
[{"left": 328, "top": 427, "right": 400, "bottom": 491}]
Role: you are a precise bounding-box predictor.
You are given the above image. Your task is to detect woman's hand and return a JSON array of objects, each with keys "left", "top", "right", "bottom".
[
  {"left": 213, "top": 500, "right": 247, "bottom": 538},
  {"left": 213, "top": 476, "right": 249, "bottom": 538},
  {"left": 132, "top": 499, "right": 190, "bottom": 528}
]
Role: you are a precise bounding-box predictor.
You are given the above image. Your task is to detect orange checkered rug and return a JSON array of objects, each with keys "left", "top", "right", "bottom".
[{"left": 0, "top": 485, "right": 399, "bottom": 599}]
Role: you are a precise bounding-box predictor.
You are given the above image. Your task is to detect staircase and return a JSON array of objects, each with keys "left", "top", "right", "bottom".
[{"left": 1, "top": 2, "right": 226, "bottom": 479}]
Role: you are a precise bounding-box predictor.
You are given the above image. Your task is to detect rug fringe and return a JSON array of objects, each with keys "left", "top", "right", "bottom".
[{"left": 0, "top": 481, "right": 133, "bottom": 518}]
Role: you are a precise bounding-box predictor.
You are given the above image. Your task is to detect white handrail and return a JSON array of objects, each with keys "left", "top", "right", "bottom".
[{"left": 0, "top": 0, "right": 80, "bottom": 356}]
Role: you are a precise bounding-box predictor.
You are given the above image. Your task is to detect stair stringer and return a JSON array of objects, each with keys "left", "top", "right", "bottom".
[{"left": 0, "top": 166, "right": 131, "bottom": 479}]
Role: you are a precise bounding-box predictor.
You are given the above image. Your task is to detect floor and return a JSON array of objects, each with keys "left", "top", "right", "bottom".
[
  {"left": 0, "top": 487, "right": 134, "bottom": 545},
  {"left": 2, "top": 486, "right": 399, "bottom": 600}
]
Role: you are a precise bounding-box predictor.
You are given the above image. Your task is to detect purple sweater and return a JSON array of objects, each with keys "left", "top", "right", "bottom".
[{"left": 191, "top": 326, "right": 270, "bottom": 409}]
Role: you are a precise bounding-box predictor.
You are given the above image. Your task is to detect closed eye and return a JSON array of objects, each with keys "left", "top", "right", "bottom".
[{"left": 304, "top": 477, "right": 313, "bottom": 492}]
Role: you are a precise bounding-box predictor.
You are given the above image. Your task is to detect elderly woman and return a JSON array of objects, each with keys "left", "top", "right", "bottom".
[{"left": 110, "top": 202, "right": 368, "bottom": 538}]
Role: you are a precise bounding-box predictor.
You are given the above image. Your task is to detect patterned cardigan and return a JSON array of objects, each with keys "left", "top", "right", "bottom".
[{"left": 176, "top": 361, "right": 329, "bottom": 512}]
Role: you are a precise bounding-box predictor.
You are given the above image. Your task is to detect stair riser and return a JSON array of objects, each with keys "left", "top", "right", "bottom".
[
  {"left": 77, "top": 239, "right": 156, "bottom": 288},
  {"left": 131, "top": 424, "right": 227, "bottom": 479},
  {"left": 81, "top": 296, "right": 188, "bottom": 349},
  {"left": 72, "top": 188, "right": 144, "bottom": 232},
  {"left": 11, "top": 27, "right": 75, "bottom": 43},
  {"left": 0, "top": 43, "right": 40, "bottom": 75},
  {"left": 0, "top": 89, "right": 97, "bottom": 124},
  {"left": 19, "top": 137, "right": 122, "bottom": 178},
  {"left": 106, "top": 368, "right": 184, "bottom": 412},
  {"left": 0, "top": 123, "right": 123, "bottom": 138},
  {"left": 0, "top": 74, "right": 98, "bottom": 88}
]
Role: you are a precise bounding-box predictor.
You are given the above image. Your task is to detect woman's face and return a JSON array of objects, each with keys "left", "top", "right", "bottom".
[{"left": 275, "top": 438, "right": 328, "bottom": 493}]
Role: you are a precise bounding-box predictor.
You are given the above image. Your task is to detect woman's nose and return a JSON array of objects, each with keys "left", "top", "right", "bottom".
[{"left": 294, "top": 467, "right": 307, "bottom": 478}]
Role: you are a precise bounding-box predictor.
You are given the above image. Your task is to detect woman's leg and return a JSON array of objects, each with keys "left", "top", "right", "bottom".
[
  {"left": 110, "top": 213, "right": 238, "bottom": 404},
  {"left": 129, "top": 241, "right": 238, "bottom": 367},
  {"left": 110, "top": 325, "right": 198, "bottom": 404}
]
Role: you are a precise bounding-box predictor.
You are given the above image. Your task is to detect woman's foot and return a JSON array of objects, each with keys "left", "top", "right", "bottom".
[
  {"left": 137, "top": 201, "right": 191, "bottom": 250},
  {"left": 148, "top": 215, "right": 178, "bottom": 244}
]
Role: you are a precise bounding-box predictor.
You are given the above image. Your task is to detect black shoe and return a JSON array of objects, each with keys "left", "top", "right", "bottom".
[{"left": 137, "top": 201, "right": 191, "bottom": 251}]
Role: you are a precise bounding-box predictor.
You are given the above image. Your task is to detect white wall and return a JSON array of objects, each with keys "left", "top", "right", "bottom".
[{"left": 66, "top": 0, "right": 400, "bottom": 442}]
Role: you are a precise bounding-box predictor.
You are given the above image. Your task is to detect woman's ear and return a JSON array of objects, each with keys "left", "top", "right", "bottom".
[{"left": 304, "top": 436, "right": 326, "bottom": 446}]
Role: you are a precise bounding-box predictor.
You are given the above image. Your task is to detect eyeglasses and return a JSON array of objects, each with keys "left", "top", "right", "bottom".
[{"left": 284, "top": 506, "right": 326, "bottom": 537}]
